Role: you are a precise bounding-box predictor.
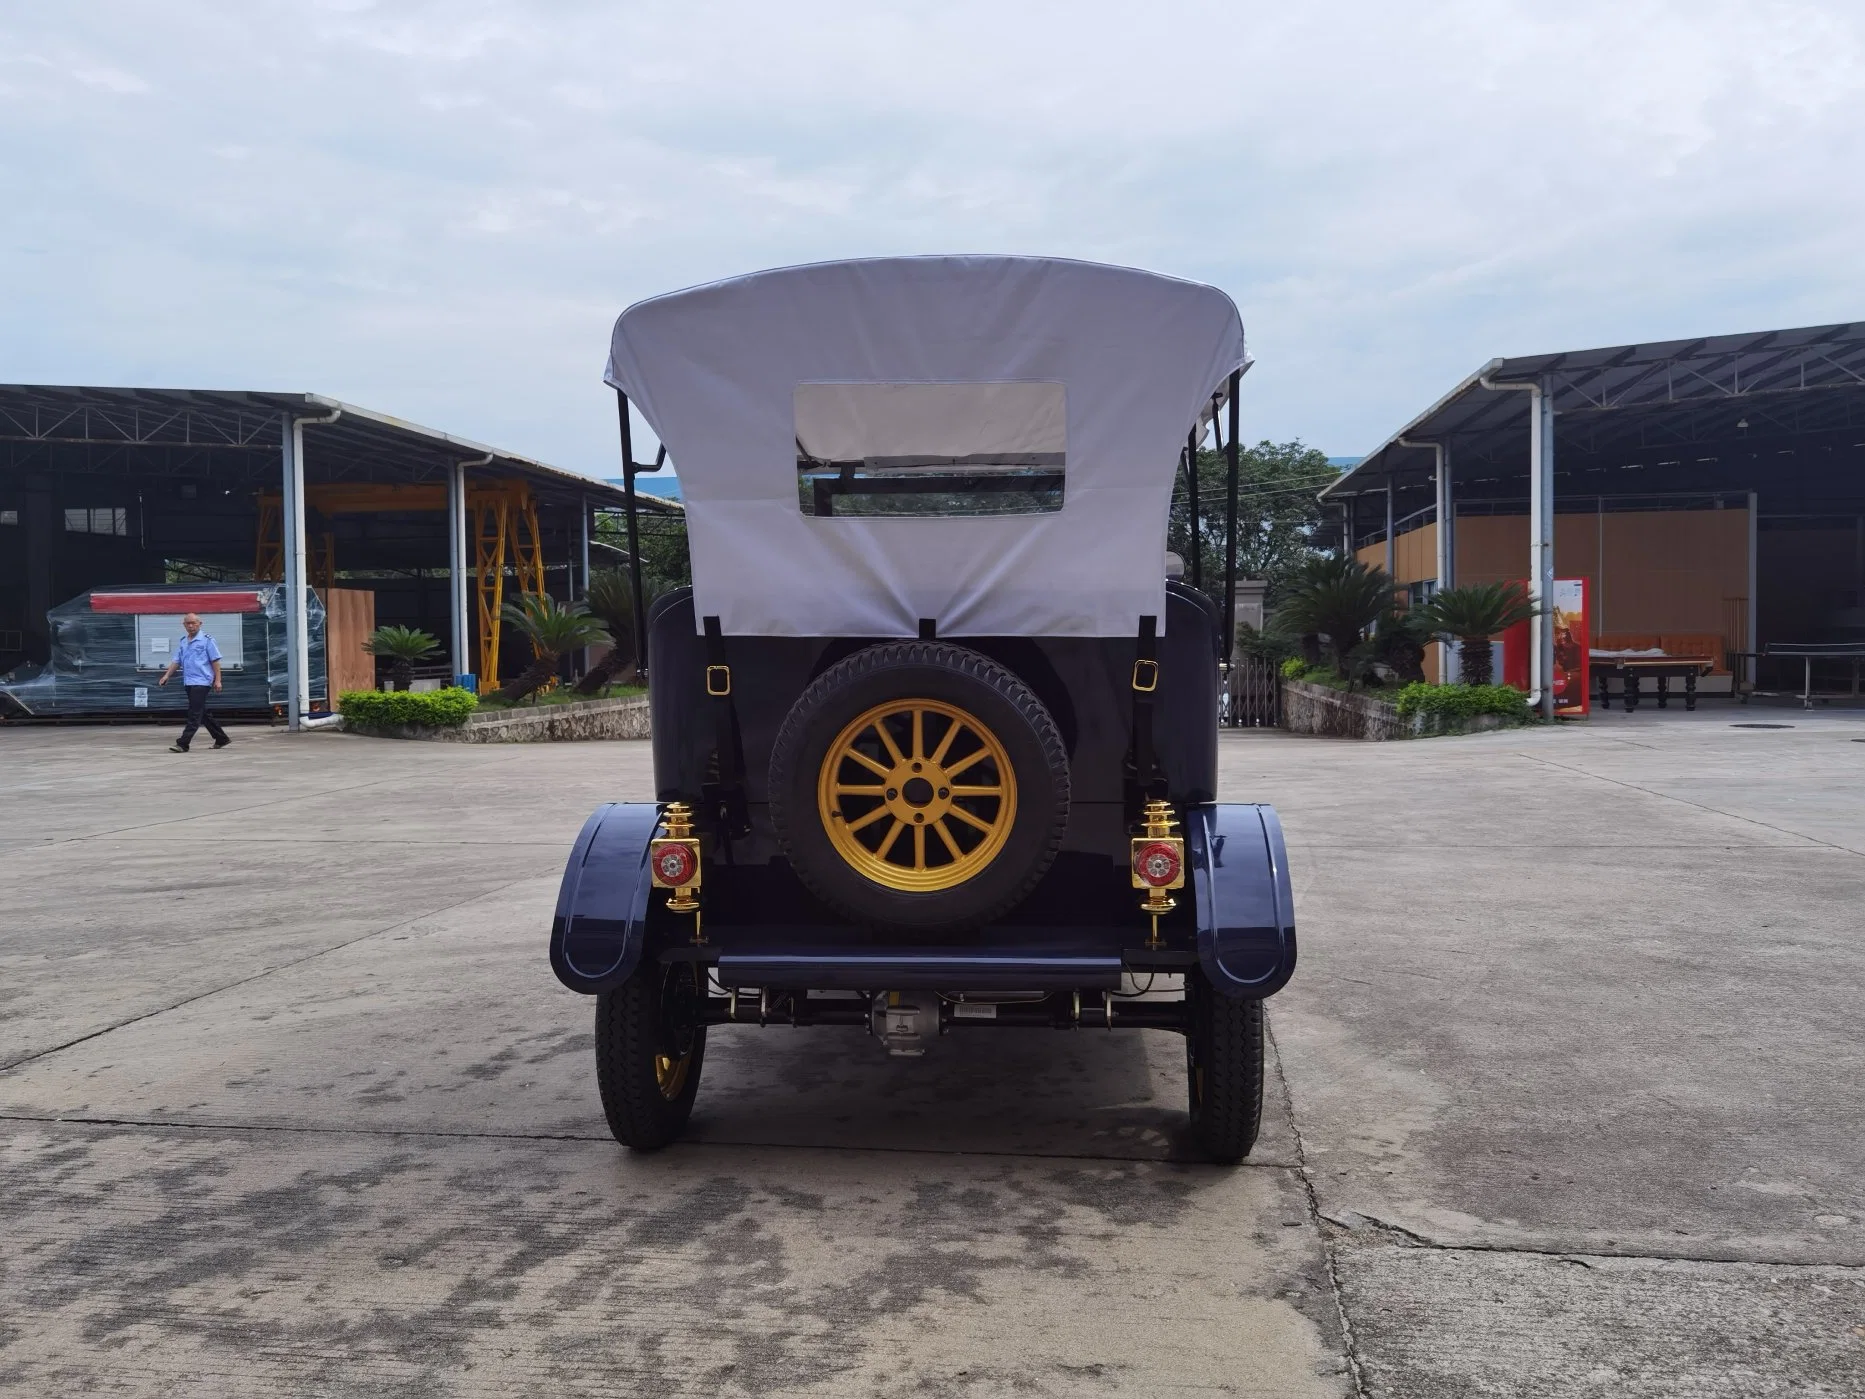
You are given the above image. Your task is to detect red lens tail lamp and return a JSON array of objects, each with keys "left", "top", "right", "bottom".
[
  {"left": 649, "top": 801, "right": 705, "bottom": 944},
  {"left": 1130, "top": 799, "right": 1185, "bottom": 949}
]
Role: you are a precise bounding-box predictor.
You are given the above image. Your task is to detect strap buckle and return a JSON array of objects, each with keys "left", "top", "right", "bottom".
[
  {"left": 706, "top": 665, "right": 732, "bottom": 697},
  {"left": 1131, "top": 659, "right": 1159, "bottom": 693}
]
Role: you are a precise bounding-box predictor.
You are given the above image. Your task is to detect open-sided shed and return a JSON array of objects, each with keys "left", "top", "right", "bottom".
[
  {"left": 1323, "top": 323, "right": 1865, "bottom": 709},
  {"left": 0, "top": 386, "right": 670, "bottom": 722}
]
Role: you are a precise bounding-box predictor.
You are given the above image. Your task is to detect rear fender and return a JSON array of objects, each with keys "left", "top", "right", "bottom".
[
  {"left": 1186, "top": 803, "right": 1297, "bottom": 998},
  {"left": 549, "top": 802, "right": 661, "bottom": 994}
]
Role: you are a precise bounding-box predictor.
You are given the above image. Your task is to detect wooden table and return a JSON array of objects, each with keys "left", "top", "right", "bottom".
[{"left": 1592, "top": 655, "right": 1715, "bottom": 712}]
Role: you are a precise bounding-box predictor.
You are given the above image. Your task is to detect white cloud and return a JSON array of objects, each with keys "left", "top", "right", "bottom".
[{"left": 1, "top": 0, "right": 1861, "bottom": 471}]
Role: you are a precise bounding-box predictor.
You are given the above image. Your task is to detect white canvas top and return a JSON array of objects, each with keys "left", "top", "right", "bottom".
[{"left": 604, "top": 255, "right": 1247, "bottom": 638}]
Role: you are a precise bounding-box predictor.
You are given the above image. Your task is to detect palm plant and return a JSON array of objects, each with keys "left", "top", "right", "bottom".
[
  {"left": 1417, "top": 582, "right": 1537, "bottom": 686},
  {"left": 1273, "top": 556, "right": 1397, "bottom": 680},
  {"left": 495, "top": 594, "right": 612, "bottom": 704},
  {"left": 1359, "top": 607, "right": 1430, "bottom": 685},
  {"left": 362, "top": 624, "right": 441, "bottom": 692},
  {"left": 573, "top": 569, "right": 646, "bottom": 694}
]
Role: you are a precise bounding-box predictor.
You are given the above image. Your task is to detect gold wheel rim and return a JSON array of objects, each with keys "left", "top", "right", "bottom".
[
  {"left": 654, "top": 963, "right": 698, "bottom": 1101},
  {"left": 818, "top": 698, "right": 1017, "bottom": 892},
  {"left": 654, "top": 1052, "right": 691, "bottom": 1101}
]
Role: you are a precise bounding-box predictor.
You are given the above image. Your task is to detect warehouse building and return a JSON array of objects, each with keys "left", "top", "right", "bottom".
[
  {"left": 0, "top": 386, "right": 672, "bottom": 725},
  {"left": 1323, "top": 323, "right": 1865, "bottom": 711}
]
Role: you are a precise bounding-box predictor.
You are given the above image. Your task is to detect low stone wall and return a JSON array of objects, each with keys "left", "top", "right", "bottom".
[
  {"left": 1281, "top": 678, "right": 1408, "bottom": 740},
  {"left": 347, "top": 695, "right": 650, "bottom": 743},
  {"left": 1407, "top": 711, "right": 1511, "bottom": 738},
  {"left": 1280, "top": 678, "right": 1521, "bottom": 740}
]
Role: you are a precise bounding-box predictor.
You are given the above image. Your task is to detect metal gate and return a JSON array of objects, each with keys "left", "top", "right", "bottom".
[{"left": 1225, "top": 655, "right": 1282, "bottom": 728}]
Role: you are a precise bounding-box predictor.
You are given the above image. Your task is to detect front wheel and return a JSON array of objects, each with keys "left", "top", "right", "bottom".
[
  {"left": 1186, "top": 970, "right": 1264, "bottom": 1163},
  {"left": 595, "top": 961, "right": 706, "bottom": 1151}
]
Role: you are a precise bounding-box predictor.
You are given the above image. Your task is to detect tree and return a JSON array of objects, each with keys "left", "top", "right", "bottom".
[
  {"left": 592, "top": 506, "right": 691, "bottom": 594},
  {"left": 1416, "top": 582, "right": 1536, "bottom": 686},
  {"left": 1272, "top": 555, "right": 1396, "bottom": 681},
  {"left": 495, "top": 594, "right": 612, "bottom": 704},
  {"left": 1167, "top": 440, "right": 1341, "bottom": 610},
  {"left": 362, "top": 625, "right": 441, "bottom": 692},
  {"left": 574, "top": 569, "right": 651, "bottom": 694}
]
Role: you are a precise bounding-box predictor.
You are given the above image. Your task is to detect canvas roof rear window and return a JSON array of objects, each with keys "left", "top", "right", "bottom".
[{"left": 795, "top": 382, "right": 1065, "bottom": 518}]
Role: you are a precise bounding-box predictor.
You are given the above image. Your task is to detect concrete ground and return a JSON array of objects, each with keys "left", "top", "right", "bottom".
[{"left": 1, "top": 705, "right": 1861, "bottom": 1396}]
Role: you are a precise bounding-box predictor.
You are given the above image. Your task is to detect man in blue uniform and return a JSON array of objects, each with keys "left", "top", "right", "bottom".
[{"left": 157, "top": 612, "right": 231, "bottom": 752}]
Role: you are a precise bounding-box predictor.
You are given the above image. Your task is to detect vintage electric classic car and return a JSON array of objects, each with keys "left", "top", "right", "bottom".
[{"left": 550, "top": 256, "right": 1296, "bottom": 1163}]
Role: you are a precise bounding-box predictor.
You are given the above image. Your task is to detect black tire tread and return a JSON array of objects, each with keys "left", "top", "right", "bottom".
[
  {"left": 1188, "top": 971, "right": 1264, "bottom": 1164},
  {"left": 769, "top": 641, "right": 1070, "bottom": 929},
  {"left": 594, "top": 966, "right": 704, "bottom": 1152}
]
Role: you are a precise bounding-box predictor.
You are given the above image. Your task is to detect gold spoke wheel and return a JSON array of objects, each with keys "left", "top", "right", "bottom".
[
  {"left": 818, "top": 698, "right": 1017, "bottom": 892},
  {"left": 654, "top": 1051, "right": 692, "bottom": 1101}
]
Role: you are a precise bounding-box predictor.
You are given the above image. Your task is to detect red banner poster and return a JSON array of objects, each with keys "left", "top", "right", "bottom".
[
  {"left": 1499, "top": 579, "right": 1589, "bottom": 715},
  {"left": 1551, "top": 578, "right": 1589, "bottom": 716}
]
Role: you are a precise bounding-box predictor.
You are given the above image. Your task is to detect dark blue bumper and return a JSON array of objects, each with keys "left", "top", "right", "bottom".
[{"left": 550, "top": 801, "right": 1296, "bottom": 999}]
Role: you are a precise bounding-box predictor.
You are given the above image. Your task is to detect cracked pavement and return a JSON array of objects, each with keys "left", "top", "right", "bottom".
[{"left": 2, "top": 708, "right": 1863, "bottom": 1395}]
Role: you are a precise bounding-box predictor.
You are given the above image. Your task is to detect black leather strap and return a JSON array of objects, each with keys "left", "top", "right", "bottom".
[
  {"left": 701, "top": 615, "right": 750, "bottom": 838},
  {"left": 1130, "top": 614, "right": 1164, "bottom": 798}
]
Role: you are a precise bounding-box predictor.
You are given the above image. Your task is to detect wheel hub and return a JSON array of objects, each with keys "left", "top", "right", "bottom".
[{"left": 818, "top": 698, "right": 1017, "bottom": 892}]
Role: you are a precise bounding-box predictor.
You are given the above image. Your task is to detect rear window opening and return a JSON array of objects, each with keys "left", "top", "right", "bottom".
[{"left": 796, "top": 381, "right": 1065, "bottom": 518}]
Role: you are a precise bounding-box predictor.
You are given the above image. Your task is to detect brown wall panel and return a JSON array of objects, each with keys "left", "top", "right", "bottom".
[
  {"left": 1448, "top": 508, "right": 1747, "bottom": 646},
  {"left": 1596, "top": 509, "right": 1748, "bottom": 637},
  {"left": 321, "top": 587, "right": 377, "bottom": 699},
  {"left": 1354, "top": 523, "right": 1438, "bottom": 596}
]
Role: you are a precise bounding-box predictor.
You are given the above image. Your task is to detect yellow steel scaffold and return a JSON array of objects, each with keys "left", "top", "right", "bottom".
[
  {"left": 252, "top": 479, "right": 547, "bottom": 686},
  {"left": 467, "top": 481, "right": 547, "bottom": 687}
]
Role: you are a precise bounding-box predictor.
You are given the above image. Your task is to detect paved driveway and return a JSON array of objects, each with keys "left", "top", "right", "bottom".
[{"left": 1, "top": 710, "right": 1860, "bottom": 1395}]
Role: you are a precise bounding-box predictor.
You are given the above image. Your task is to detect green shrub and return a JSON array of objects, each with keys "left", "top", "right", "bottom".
[
  {"left": 475, "top": 683, "right": 644, "bottom": 710},
  {"left": 1393, "top": 682, "right": 1531, "bottom": 721},
  {"left": 338, "top": 686, "right": 478, "bottom": 729},
  {"left": 1279, "top": 656, "right": 1309, "bottom": 680}
]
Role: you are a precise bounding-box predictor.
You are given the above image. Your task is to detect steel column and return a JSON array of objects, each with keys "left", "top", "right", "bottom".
[
  {"left": 281, "top": 416, "right": 310, "bottom": 729},
  {"left": 1434, "top": 446, "right": 1454, "bottom": 592},
  {"left": 1436, "top": 446, "right": 1456, "bottom": 681},
  {"left": 1384, "top": 483, "right": 1395, "bottom": 579},
  {"left": 1747, "top": 490, "right": 1759, "bottom": 689},
  {"left": 447, "top": 461, "right": 469, "bottom": 681},
  {"left": 579, "top": 493, "right": 591, "bottom": 600},
  {"left": 1530, "top": 380, "right": 1555, "bottom": 719}
]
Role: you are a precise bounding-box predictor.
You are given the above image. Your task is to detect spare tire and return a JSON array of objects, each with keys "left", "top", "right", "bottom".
[{"left": 769, "top": 641, "right": 1069, "bottom": 932}]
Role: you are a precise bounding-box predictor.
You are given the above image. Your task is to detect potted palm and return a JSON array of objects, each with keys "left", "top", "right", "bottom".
[
  {"left": 495, "top": 594, "right": 612, "bottom": 704},
  {"left": 572, "top": 569, "right": 647, "bottom": 695},
  {"left": 1273, "top": 556, "right": 1396, "bottom": 682},
  {"left": 1417, "top": 582, "right": 1537, "bottom": 686},
  {"left": 363, "top": 625, "right": 442, "bottom": 692}
]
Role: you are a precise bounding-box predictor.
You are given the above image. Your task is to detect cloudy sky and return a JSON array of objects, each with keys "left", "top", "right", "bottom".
[{"left": 3, "top": 1, "right": 1861, "bottom": 476}]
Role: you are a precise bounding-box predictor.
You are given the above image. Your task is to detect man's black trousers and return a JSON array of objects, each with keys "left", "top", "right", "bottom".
[{"left": 178, "top": 685, "right": 229, "bottom": 749}]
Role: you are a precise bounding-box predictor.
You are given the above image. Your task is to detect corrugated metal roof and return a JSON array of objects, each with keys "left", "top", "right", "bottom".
[
  {"left": 0, "top": 384, "right": 637, "bottom": 506},
  {"left": 1323, "top": 321, "right": 1865, "bottom": 500}
]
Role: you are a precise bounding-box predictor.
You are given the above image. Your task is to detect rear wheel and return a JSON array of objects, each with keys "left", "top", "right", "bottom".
[
  {"left": 595, "top": 961, "right": 705, "bottom": 1151},
  {"left": 1186, "top": 969, "right": 1264, "bottom": 1163},
  {"left": 769, "top": 641, "right": 1069, "bottom": 932}
]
